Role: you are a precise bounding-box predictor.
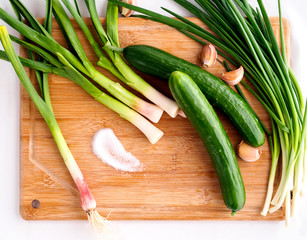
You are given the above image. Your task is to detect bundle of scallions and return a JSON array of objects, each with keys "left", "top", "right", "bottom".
[
  {"left": 0, "top": 0, "right": 183, "bottom": 145},
  {"left": 109, "top": 0, "right": 307, "bottom": 225}
]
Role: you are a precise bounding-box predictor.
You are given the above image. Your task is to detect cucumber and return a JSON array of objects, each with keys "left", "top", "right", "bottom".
[
  {"left": 123, "top": 45, "right": 265, "bottom": 147},
  {"left": 169, "top": 71, "right": 246, "bottom": 213}
]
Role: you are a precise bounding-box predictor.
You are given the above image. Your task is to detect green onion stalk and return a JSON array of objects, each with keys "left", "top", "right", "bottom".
[
  {"left": 52, "top": 0, "right": 166, "bottom": 123},
  {"left": 0, "top": 25, "right": 111, "bottom": 234},
  {"left": 108, "top": 0, "right": 307, "bottom": 224},
  {"left": 0, "top": 47, "right": 163, "bottom": 145},
  {"left": 1, "top": 0, "right": 164, "bottom": 125},
  {"left": 83, "top": 0, "right": 179, "bottom": 118},
  {"left": 0, "top": 0, "right": 165, "bottom": 144}
]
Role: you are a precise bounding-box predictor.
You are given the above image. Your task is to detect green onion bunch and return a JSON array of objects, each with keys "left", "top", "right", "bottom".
[{"left": 0, "top": 0, "right": 183, "bottom": 145}]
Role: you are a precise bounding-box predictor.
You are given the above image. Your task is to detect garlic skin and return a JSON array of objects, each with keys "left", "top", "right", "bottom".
[
  {"left": 221, "top": 66, "right": 244, "bottom": 85},
  {"left": 201, "top": 44, "right": 217, "bottom": 67},
  {"left": 120, "top": 0, "right": 137, "bottom": 17},
  {"left": 237, "top": 140, "right": 262, "bottom": 162}
]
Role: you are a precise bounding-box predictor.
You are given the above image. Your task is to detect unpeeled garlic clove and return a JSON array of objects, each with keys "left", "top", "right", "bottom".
[
  {"left": 201, "top": 44, "right": 217, "bottom": 67},
  {"left": 120, "top": 0, "right": 137, "bottom": 17},
  {"left": 221, "top": 66, "right": 244, "bottom": 85},
  {"left": 237, "top": 140, "right": 262, "bottom": 162}
]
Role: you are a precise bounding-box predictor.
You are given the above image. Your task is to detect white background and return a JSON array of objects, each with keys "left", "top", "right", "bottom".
[{"left": 1, "top": 0, "right": 307, "bottom": 239}]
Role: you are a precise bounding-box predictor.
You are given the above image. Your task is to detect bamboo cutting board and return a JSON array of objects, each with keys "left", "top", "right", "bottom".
[{"left": 20, "top": 17, "right": 290, "bottom": 221}]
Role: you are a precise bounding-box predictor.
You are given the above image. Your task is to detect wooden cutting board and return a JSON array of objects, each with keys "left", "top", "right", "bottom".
[{"left": 20, "top": 17, "right": 290, "bottom": 221}]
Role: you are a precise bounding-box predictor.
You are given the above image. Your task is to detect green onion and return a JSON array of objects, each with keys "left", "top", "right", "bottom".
[
  {"left": 0, "top": 43, "right": 164, "bottom": 145},
  {"left": 0, "top": 24, "right": 110, "bottom": 234},
  {"left": 59, "top": 0, "right": 122, "bottom": 78},
  {"left": 84, "top": 0, "right": 180, "bottom": 117},
  {"left": 9, "top": 0, "right": 22, "bottom": 21},
  {"left": 56, "top": 52, "right": 164, "bottom": 144},
  {"left": 40, "top": 0, "right": 52, "bottom": 110},
  {"left": 1, "top": 0, "right": 164, "bottom": 124},
  {"left": 0, "top": 0, "right": 165, "bottom": 142},
  {"left": 52, "top": 0, "right": 164, "bottom": 123}
]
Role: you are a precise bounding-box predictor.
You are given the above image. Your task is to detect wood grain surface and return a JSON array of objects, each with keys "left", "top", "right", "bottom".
[{"left": 20, "top": 17, "right": 290, "bottom": 221}]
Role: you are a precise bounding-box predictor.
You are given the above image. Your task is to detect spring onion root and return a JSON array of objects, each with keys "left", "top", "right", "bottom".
[{"left": 87, "top": 209, "right": 111, "bottom": 235}]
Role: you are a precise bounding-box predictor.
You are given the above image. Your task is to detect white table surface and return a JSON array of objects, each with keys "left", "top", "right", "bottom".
[{"left": 1, "top": 0, "right": 307, "bottom": 239}]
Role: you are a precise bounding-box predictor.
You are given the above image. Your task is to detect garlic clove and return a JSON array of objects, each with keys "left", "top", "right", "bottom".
[
  {"left": 221, "top": 66, "right": 244, "bottom": 85},
  {"left": 120, "top": 0, "right": 137, "bottom": 17},
  {"left": 201, "top": 44, "right": 217, "bottom": 67},
  {"left": 237, "top": 140, "right": 262, "bottom": 162}
]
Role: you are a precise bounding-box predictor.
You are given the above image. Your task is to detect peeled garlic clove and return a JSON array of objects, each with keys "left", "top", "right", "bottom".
[
  {"left": 120, "top": 0, "right": 137, "bottom": 17},
  {"left": 237, "top": 140, "right": 262, "bottom": 162},
  {"left": 221, "top": 66, "right": 244, "bottom": 85},
  {"left": 201, "top": 44, "right": 217, "bottom": 67}
]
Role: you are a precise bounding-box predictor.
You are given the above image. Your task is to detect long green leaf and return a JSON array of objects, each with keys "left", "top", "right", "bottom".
[
  {"left": 59, "top": 0, "right": 125, "bottom": 80},
  {"left": 42, "top": 0, "right": 54, "bottom": 110},
  {"left": 9, "top": 0, "right": 22, "bottom": 21},
  {"left": 44, "top": 0, "right": 53, "bottom": 33},
  {"left": 0, "top": 7, "right": 89, "bottom": 75},
  {"left": 278, "top": 0, "right": 287, "bottom": 64},
  {"left": 73, "top": 0, "right": 81, "bottom": 16},
  {"left": 106, "top": 1, "right": 120, "bottom": 47},
  {"left": 10, "top": 35, "right": 62, "bottom": 68},
  {"left": 241, "top": 81, "right": 289, "bottom": 133},
  {"left": 9, "top": 0, "right": 51, "bottom": 37},
  {"left": 0, "top": 49, "right": 54, "bottom": 73},
  {"left": 0, "top": 26, "right": 51, "bottom": 121},
  {"left": 52, "top": 0, "right": 96, "bottom": 77}
]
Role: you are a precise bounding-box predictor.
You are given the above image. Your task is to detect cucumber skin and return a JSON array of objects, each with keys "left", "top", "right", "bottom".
[
  {"left": 169, "top": 71, "right": 246, "bottom": 212},
  {"left": 123, "top": 45, "right": 265, "bottom": 147}
]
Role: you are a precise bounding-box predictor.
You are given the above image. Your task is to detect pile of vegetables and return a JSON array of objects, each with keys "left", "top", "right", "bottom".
[
  {"left": 0, "top": 0, "right": 306, "bottom": 234},
  {"left": 111, "top": 0, "right": 307, "bottom": 224}
]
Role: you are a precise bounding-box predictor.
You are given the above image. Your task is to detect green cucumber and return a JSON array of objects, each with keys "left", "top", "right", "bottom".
[
  {"left": 123, "top": 45, "right": 265, "bottom": 147},
  {"left": 169, "top": 71, "right": 246, "bottom": 213}
]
